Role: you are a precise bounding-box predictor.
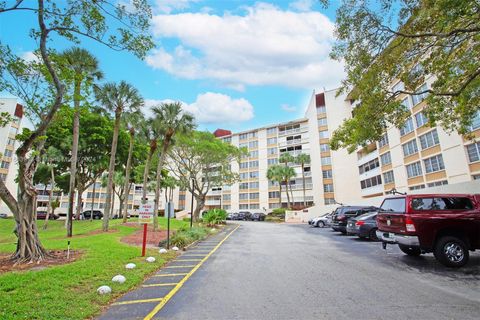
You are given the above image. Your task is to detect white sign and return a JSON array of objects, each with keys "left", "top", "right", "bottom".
[
  {"left": 165, "top": 202, "right": 175, "bottom": 218},
  {"left": 139, "top": 203, "right": 154, "bottom": 224}
]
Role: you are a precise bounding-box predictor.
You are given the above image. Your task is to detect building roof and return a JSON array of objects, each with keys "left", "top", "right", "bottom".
[{"left": 213, "top": 129, "right": 232, "bottom": 137}]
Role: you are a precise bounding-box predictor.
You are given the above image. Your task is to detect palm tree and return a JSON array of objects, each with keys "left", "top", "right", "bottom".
[
  {"left": 279, "top": 153, "right": 295, "bottom": 206},
  {"left": 139, "top": 119, "right": 158, "bottom": 205},
  {"left": 121, "top": 111, "right": 142, "bottom": 223},
  {"left": 266, "top": 165, "right": 284, "bottom": 208},
  {"left": 151, "top": 102, "right": 195, "bottom": 230},
  {"left": 296, "top": 153, "right": 311, "bottom": 208},
  {"left": 62, "top": 47, "right": 103, "bottom": 237},
  {"left": 280, "top": 166, "right": 296, "bottom": 209},
  {"left": 95, "top": 81, "right": 143, "bottom": 231}
]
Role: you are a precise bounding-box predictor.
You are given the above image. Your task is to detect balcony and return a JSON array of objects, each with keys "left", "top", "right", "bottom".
[
  {"left": 357, "top": 149, "right": 379, "bottom": 166},
  {"left": 278, "top": 138, "right": 308, "bottom": 147},
  {"left": 205, "top": 200, "right": 221, "bottom": 206},
  {"left": 360, "top": 184, "right": 383, "bottom": 197},
  {"left": 208, "top": 190, "right": 222, "bottom": 195}
]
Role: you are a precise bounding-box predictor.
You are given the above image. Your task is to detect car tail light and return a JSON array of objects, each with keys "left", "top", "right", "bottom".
[
  {"left": 405, "top": 216, "right": 416, "bottom": 232},
  {"left": 355, "top": 221, "right": 365, "bottom": 226},
  {"left": 338, "top": 215, "right": 346, "bottom": 221}
]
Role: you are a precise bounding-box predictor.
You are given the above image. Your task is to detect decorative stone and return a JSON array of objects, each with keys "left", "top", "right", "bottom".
[
  {"left": 159, "top": 248, "right": 168, "bottom": 254},
  {"left": 146, "top": 256, "right": 156, "bottom": 263},
  {"left": 125, "top": 263, "right": 136, "bottom": 269},
  {"left": 97, "top": 285, "right": 112, "bottom": 295},
  {"left": 211, "top": 228, "right": 216, "bottom": 232},
  {"left": 172, "top": 246, "right": 179, "bottom": 251},
  {"left": 112, "top": 275, "right": 126, "bottom": 284}
]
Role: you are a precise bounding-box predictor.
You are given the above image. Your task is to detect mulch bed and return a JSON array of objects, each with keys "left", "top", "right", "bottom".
[
  {"left": 120, "top": 225, "right": 170, "bottom": 247},
  {"left": 0, "top": 250, "right": 83, "bottom": 274}
]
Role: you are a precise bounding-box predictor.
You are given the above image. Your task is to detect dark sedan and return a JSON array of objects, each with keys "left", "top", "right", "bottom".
[
  {"left": 346, "top": 211, "right": 379, "bottom": 240},
  {"left": 36, "top": 211, "right": 60, "bottom": 220},
  {"left": 251, "top": 212, "right": 266, "bottom": 221},
  {"left": 331, "top": 206, "right": 379, "bottom": 234}
]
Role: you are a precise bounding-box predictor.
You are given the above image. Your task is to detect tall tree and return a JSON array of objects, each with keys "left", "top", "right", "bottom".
[
  {"left": 139, "top": 120, "right": 158, "bottom": 204},
  {"left": 0, "top": 0, "right": 153, "bottom": 262},
  {"left": 95, "top": 81, "right": 143, "bottom": 231},
  {"left": 62, "top": 47, "right": 102, "bottom": 237},
  {"left": 325, "top": 0, "right": 480, "bottom": 151},
  {"left": 280, "top": 166, "right": 296, "bottom": 209},
  {"left": 151, "top": 102, "right": 195, "bottom": 230},
  {"left": 266, "top": 165, "right": 284, "bottom": 208},
  {"left": 167, "top": 131, "right": 242, "bottom": 221},
  {"left": 279, "top": 153, "right": 295, "bottom": 206},
  {"left": 296, "top": 153, "right": 311, "bottom": 208}
]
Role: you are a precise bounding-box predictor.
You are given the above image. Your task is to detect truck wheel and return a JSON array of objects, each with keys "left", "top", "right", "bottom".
[
  {"left": 434, "top": 236, "right": 469, "bottom": 268},
  {"left": 398, "top": 244, "right": 421, "bottom": 256}
]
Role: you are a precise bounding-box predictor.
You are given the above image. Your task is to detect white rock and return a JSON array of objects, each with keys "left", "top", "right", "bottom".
[
  {"left": 172, "top": 246, "right": 179, "bottom": 251},
  {"left": 97, "top": 285, "right": 112, "bottom": 295},
  {"left": 159, "top": 248, "right": 168, "bottom": 254},
  {"left": 211, "top": 228, "right": 216, "bottom": 232},
  {"left": 112, "top": 275, "right": 126, "bottom": 284},
  {"left": 125, "top": 263, "right": 136, "bottom": 269},
  {"left": 146, "top": 256, "right": 156, "bottom": 263}
]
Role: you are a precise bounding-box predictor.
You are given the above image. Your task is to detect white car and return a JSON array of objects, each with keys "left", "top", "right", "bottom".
[{"left": 308, "top": 212, "right": 333, "bottom": 228}]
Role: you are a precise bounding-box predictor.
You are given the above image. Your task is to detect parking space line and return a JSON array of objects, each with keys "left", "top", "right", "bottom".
[
  {"left": 154, "top": 273, "right": 188, "bottom": 277},
  {"left": 112, "top": 298, "right": 163, "bottom": 306},
  {"left": 164, "top": 265, "right": 197, "bottom": 268},
  {"left": 180, "top": 254, "right": 207, "bottom": 257},
  {"left": 142, "top": 283, "right": 178, "bottom": 288},
  {"left": 175, "top": 259, "right": 202, "bottom": 262},
  {"left": 143, "top": 225, "right": 240, "bottom": 320}
]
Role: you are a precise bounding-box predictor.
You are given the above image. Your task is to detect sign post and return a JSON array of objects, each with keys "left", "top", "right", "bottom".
[
  {"left": 166, "top": 202, "right": 174, "bottom": 249},
  {"left": 139, "top": 203, "right": 154, "bottom": 257}
]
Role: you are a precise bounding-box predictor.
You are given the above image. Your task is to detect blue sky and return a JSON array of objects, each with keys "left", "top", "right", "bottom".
[{"left": 0, "top": 0, "right": 343, "bottom": 133}]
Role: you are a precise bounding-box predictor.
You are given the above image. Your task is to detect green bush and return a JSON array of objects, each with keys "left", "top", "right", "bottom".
[
  {"left": 167, "top": 227, "right": 209, "bottom": 248},
  {"left": 203, "top": 209, "right": 227, "bottom": 226},
  {"left": 271, "top": 208, "right": 286, "bottom": 218},
  {"left": 170, "top": 232, "right": 190, "bottom": 248}
]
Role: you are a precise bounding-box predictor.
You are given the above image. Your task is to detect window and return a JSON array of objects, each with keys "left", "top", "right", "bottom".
[
  {"left": 249, "top": 160, "right": 259, "bottom": 168},
  {"left": 411, "top": 197, "right": 473, "bottom": 211},
  {"left": 0, "top": 173, "right": 7, "bottom": 181},
  {"left": 269, "top": 203, "right": 281, "bottom": 209},
  {"left": 424, "top": 154, "right": 445, "bottom": 173},
  {"left": 3, "top": 149, "right": 13, "bottom": 157},
  {"left": 249, "top": 141, "right": 258, "bottom": 149},
  {"left": 402, "top": 139, "right": 418, "bottom": 157},
  {"left": 321, "top": 157, "right": 331, "bottom": 165},
  {"left": 381, "top": 198, "right": 405, "bottom": 213},
  {"left": 380, "top": 152, "right": 392, "bottom": 166},
  {"left": 269, "top": 191, "right": 280, "bottom": 198},
  {"left": 249, "top": 182, "right": 259, "bottom": 189},
  {"left": 223, "top": 194, "right": 231, "bottom": 201},
  {"left": 0, "top": 161, "right": 9, "bottom": 169},
  {"left": 239, "top": 133, "right": 248, "bottom": 140},
  {"left": 470, "top": 111, "right": 480, "bottom": 131},
  {"left": 239, "top": 142, "right": 248, "bottom": 149},
  {"left": 239, "top": 204, "right": 249, "bottom": 210},
  {"left": 392, "top": 81, "right": 404, "bottom": 93},
  {"left": 249, "top": 150, "right": 258, "bottom": 158},
  {"left": 222, "top": 205, "right": 231, "bottom": 210},
  {"left": 473, "top": 174, "right": 480, "bottom": 180},
  {"left": 249, "top": 171, "right": 259, "bottom": 178},
  {"left": 322, "top": 169, "right": 332, "bottom": 179},
  {"left": 323, "top": 184, "right": 334, "bottom": 192},
  {"left": 222, "top": 137, "right": 231, "bottom": 143},
  {"left": 378, "top": 133, "right": 389, "bottom": 148},
  {"left": 360, "top": 175, "right": 382, "bottom": 189},
  {"left": 267, "top": 158, "right": 278, "bottom": 166},
  {"left": 239, "top": 193, "right": 248, "bottom": 200},
  {"left": 317, "top": 106, "right": 326, "bottom": 114},
  {"left": 249, "top": 204, "right": 260, "bottom": 209},
  {"left": 324, "top": 198, "right": 335, "bottom": 205},
  {"left": 267, "top": 127, "right": 277, "bottom": 135},
  {"left": 267, "top": 137, "right": 277, "bottom": 145},
  {"left": 319, "top": 130, "right": 329, "bottom": 139},
  {"left": 7, "top": 138, "right": 15, "bottom": 146},
  {"left": 240, "top": 173, "right": 248, "bottom": 180},
  {"left": 401, "top": 97, "right": 411, "bottom": 110},
  {"left": 427, "top": 180, "right": 448, "bottom": 188},
  {"left": 415, "top": 112, "right": 428, "bottom": 128},
  {"left": 249, "top": 193, "right": 259, "bottom": 199},
  {"left": 239, "top": 183, "right": 248, "bottom": 190},
  {"left": 411, "top": 83, "right": 429, "bottom": 105},
  {"left": 399, "top": 118, "right": 414, "bottom": 136},
  {"left": 267, "top": 147, "right": 277, "bottom": 155},
  {"left": 358, "top": 158, "right": 380, "bottom": 174},
  {"left": 9, "top": 126, "right": 17, "bottom": 136},
  {"left": 248, "top": 131, "right": 257, "bottom": 138},
  {"left": 240, "top": 162, "right": 248, "bottom": 169},
  {"left": 383, "top": 171, "right": 395, "bottom": 184},
  {"left": 320, "top": 143, "right": 330, "bottom": 152},
  {"left": 419, "top": 129, "right": 439, "bottom": 150},
  {"left": 178, "top": 194, "right": 186, "bottom": 200},
  {"left": 406, "top": 161, "right": 422, "bottom": 178},
  {"left": 466, "top": 142, "right": 480, "bottom": 163},
  {"left": 318, "top": 118, "right": 327, "bottom": 126}
]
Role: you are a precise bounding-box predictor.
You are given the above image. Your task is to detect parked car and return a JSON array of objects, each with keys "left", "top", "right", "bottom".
[
  {"left": 226, "top": 212, "right": 234, "bottom": 220},
  {"left": 0, "top": 213, "right": 8, "bottom": 219},
  {"left": 346, "top": 211, "right": 379, "bottom": 240},
  {"left": 376, "top": 194, "right": 480, "bottom": 268},
  {"left": 36, "top": 211, "right": 60, "bottom": 220},
  {"left": 309, "top": 212, "right": 333, "bottom": 228},
  {"left": 331, "top": 206, "right": 379, "bottom": 234},
  {"left": 241, "top": 211, "right": 253, "bottom": 220},
  {"left": 251, "top": 212, "right": 266, "bottom": 221},
  {"left": 82, "top": 210, "right": 104, "bottom": 220}
]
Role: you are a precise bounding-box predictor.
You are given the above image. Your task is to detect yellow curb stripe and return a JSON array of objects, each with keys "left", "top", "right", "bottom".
[
  {"left": 153, "top": 273, "right": 188, "bottom": 277},
  {"left": 143, "top": 225, "right": 240, "bottom": 320},
  {"left": 142, "top": 283, "right": 177, "bottom": 288},
  {"left": 164, "top": 265, "right": 197, "bottom": 268},
  {"left": 113, "top": 297, "right": 163, "bottom": 306}
]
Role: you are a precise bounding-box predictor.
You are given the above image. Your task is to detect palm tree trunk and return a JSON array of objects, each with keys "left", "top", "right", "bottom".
[
  {"left": 66, "top": 80, "right": 82, "bottom": 236},
  {"left": 285, "top": 180, "right": 291, "bottom": 208},
  {"left": 110, "top": 184, "right": 116, "bottom": 219},
  {"left": 75, "top": 186, "right": 83, "bottom": 220},
  {"left": 302, "top": 164, "right": 306, "bottom": 208},
  {"left": 142, "top": 140, "right": 156, "bottom": 204},
  {"left": 90, "top": 180, "right": 96, "bottom": 222},
  {"left": 122, "top": 128, "right": 135, "bottom": 223},
  {"left": 278, "top": 183, "right": 282, "bottom": 207},
  {"left": 43, "top": 164, "right": 55, "bottom": 230},
  {"left": 102, "top": 109, "right": 122, "bottom": 232},
  {"left": 153, "top": 137, "right": 171, "bottom": 230}
]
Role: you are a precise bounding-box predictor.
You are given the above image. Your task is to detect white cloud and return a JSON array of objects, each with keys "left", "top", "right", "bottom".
[
  {"left": 147, "top": 3, "right": 344, "bottom": 90},
  {"left": 21, "top": 51, "right": 39, "bottom": 62},
  {"left": 281, "top": 104, "right": 297, "bottom": 113},
  {"left": 154, "top": 0, "right": 201, "bottom": 14},
  {"left": 144, "top": 92, "right": 254, "bottom": 124},
  {"left": 289, "top": 0, "right": 314, "bottom": 12}
]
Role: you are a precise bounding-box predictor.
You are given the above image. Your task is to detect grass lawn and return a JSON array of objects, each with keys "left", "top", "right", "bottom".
[{"left": 0, "top": 218, "right": 191, "bottom": 320}]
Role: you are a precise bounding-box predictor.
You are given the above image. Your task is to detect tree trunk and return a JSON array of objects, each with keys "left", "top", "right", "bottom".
[
  {"left": 102, "top": 109, "right": 122, "bottom": 231},
  {"left": 142, "top": 140, "right": 156, "bottom": 204},
  {"left": 110, "top": 184, "right": 116, "bottom": 220},
  {"left": 75, "top": 186, "right": 83, "bottom": 220},
  {"left": 302, "top": 164, "right": 306, "bottom": 208},
  {"left": 278, "top": 183, "right": 282, "bottom": 207},
  {"left": 284, "top": 181, "right": 291, "bottom": 209},
  {"left": 153, "top": 137, "right": 171, "bottom": 231},
  {"left": 90, "top": 180, "right": 96, "bottom": 222},
  {"left": 122, "top": 128, "right": 135, "bottom": 223},
  {"left": 43, "top": 165, "right": 55, "bottom": 230},
  {"left": 193, "top": 195, "right": 206, "bottom": 222}
]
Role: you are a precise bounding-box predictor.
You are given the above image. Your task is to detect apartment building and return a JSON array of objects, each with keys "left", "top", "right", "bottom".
[{"left": 0, "top": 98, "right": 24, "bottom": 215}]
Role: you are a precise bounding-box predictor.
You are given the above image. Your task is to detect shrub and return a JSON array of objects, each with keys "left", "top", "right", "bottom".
[
  {"left": 203, "top": 209, "right": 227, "bottom": 226},
  {"left": 271, "top": 208, "right": 286, "bottom": 218},
  {"left": 170, "top": 233, "right": 190, "bottom": 248}
]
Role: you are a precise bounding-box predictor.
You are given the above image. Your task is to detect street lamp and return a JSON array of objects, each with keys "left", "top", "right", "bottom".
[{"left": 190, "top": 177, "right": 194, "bottom": 229}]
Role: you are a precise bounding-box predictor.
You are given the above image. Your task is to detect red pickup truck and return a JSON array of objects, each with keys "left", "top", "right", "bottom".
[{"left": 376, "top": 194, "right": 480, "bottom": 267}]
